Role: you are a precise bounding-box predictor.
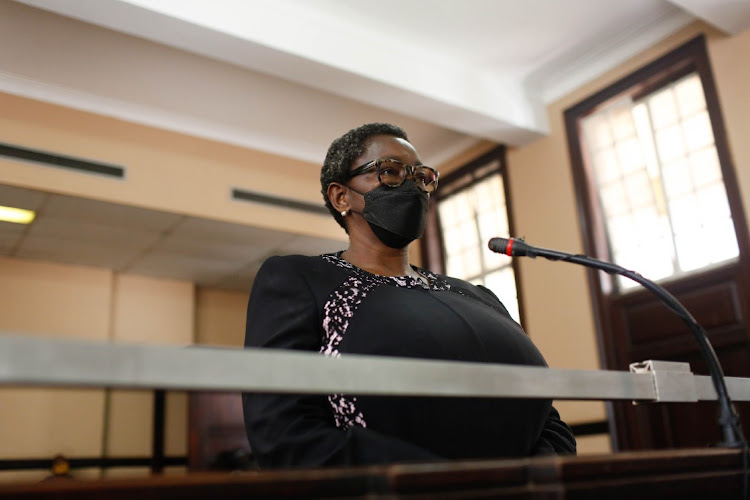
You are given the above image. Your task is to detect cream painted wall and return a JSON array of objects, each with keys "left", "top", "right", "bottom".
[
  {"left": 103, "top": 274, "right": 193, "bottom": 477},
  {"left": 506, "top": 22, "right": 750, "bottom": 453},
  {"left": 194, "top": 288, "right": 248, "bottom": 348},
  {"left": 0, "top": 257, "right": 110, "bottom": 474},
  {"left": 0, "top": 92, "right": 344, "bottom": 243},
  {"left": 0, "top": 257, "right": 194, "bottom": 480},
  {"left": 709, "top": 28, "right": 750, "bottom": 220},
  {"left": 0, "top": 257, "right": 113, "bottom": 340},
  {"left": 437, "top": 139, "right": 500, "bottom": 176}
]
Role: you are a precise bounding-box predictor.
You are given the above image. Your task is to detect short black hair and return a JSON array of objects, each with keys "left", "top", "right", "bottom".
[{"left": 320, "top": 123, "right": 409, "bottom": 231}]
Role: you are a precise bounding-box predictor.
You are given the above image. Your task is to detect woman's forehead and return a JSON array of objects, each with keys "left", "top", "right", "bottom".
[{"left": 357, "top": 135, "right": 420, "bottom": 165}]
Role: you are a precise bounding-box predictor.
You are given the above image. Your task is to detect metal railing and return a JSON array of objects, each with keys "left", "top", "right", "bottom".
[{"left": 1, "top": 333, "right": 749, "bottom": 403}]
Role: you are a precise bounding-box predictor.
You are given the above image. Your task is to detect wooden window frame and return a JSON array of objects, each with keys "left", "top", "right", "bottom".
[
  {"left": 564, "top": 35, "right": 750, "bottom": 450},
  {"left": 421, "top": 145, "right": 527, "bottom": 326},
  {"left": 566, "top": 34, "right": 749, "bottom": 273}
]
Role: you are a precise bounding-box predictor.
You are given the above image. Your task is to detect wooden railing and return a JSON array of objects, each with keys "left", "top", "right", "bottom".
[{"left": 0, "top": 448, "right": 746, "bottom": 499}]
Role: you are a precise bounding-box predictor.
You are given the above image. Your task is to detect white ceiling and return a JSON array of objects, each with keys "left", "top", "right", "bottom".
[{"left": 1, "top": 0, "right": 749, "bottom": 291}]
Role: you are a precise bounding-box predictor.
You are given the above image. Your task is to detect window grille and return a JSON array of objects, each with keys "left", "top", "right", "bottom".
[{"left": 580, "top": 73, "right": 738, "bottom": 290}]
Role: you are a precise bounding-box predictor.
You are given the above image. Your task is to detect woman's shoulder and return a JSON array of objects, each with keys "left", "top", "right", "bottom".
[
  {"left": 257, "top": 252, "right": 347, "bottom": 279},
  {"left": 431, "top": 272, "right": 512, "bottom": 317},
  {"left": 261, "top": 253, "right": 326, "bottom": 267},
  {"left": 430, "top": 273, "right": 494, "bottom": 297}
]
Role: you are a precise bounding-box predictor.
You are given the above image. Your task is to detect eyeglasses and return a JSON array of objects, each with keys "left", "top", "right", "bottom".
[{"left": 348, "top": 159, "right": 439, "bottom": 193}]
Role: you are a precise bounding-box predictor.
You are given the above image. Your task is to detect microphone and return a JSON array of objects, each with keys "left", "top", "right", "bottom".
[
  {"left": 489, "top": 237, "right": 552, "bottom": 258},
  {"left": 489, "top": 236, "right": 746, "bottom": 449}
]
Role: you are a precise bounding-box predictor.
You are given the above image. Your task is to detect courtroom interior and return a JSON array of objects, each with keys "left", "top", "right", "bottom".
[{"left": 1, "top": 0, "right": 750, "bottom": 497}]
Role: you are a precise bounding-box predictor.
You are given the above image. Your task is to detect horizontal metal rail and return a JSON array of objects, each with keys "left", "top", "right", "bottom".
[{"left": 0, "top": 333, "right": 749, "bottom": 402}]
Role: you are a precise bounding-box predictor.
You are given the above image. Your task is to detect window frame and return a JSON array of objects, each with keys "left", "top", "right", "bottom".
[
  {"left": 564, "top": 34, "right": 750, "bottom": 451},
  {"left": 421, "top": 145, "right": 527, "bottom": 326},
  {"left": 565, "top": 35, "right": 750, "bottom": 297},
  {"left": 580, "top": 71, "right": 738, "bottom": 290}
]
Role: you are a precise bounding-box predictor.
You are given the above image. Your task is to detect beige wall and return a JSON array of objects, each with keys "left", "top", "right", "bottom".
[
  {"left": 437, "top": 139, "right": 500, "bottom": 176},
  {"left": 0, "top": 257, "right": 193, "bottom": 480},
  {"left": 710, "top": 28, "right": 750, "bottom": 217},
  {"left": 0, "top": 257, "right": 111, "bottom": 479},
  {"left": 195, "top": 288, "right": 248, "bottom": 348},
  {"left": 0, "top": 92, "right": 342, "bottom": 241},
  {"left": 506, "top": 23, "right": 750, "bottom": 453},
  {"left": 103, "top": 274, "right": 193, "bottom": 478}
]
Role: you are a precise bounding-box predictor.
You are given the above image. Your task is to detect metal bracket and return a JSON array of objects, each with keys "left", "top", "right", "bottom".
[{"left": 629, "top": 360, "right": 698, "bottom": 403}]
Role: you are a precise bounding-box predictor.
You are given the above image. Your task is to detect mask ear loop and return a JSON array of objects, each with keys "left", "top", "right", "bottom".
[
  {"left": 345, "top": 184, "right": 366, "bottom": 219},
  {"left": 347, "top": 185, "right": 368, "bottom": 196}
]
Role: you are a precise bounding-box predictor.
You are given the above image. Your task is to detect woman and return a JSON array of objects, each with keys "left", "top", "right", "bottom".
[{"left": 242, "top": 123, "right": 576, "bottom": 468}]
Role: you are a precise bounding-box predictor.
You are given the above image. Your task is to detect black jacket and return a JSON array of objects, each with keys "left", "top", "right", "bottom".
[{"left": 242, "top": 253, "right": 576, "bottom": 468}]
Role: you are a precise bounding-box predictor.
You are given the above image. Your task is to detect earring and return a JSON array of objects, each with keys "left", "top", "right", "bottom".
[{"left": 340, "top": 210, "right": 348, "bottom": 217}]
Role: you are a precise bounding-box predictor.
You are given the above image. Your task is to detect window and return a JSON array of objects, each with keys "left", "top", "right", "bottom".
[
  {"left": 581, "top": 73, "right": 739, "bottom": 290},
  {"left": 423, "top": 148, "right": 522, "bottom": 323},
  {"left": 564, "top": 35, "right": 750, "bottom": 451}
]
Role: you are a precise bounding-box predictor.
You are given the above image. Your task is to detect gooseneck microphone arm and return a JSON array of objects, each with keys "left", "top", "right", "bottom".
[{"left": 488, "top": 237, "right": 745, "bottom": 448}]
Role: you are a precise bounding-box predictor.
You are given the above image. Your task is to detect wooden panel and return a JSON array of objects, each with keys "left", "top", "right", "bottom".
[
  {"left": 560, "top": 450, "right": 744, "bottom": 499},
  {"left": 0, "top": 448, "right": 745, "bottom": 499},
  {"left": 188, "top": 393, "right": 251, "bottom": 471},
  {"left": 609, "top": 260, "right": 750, "bottom": 450},
  {"left": 612, "top": 344, "right": 750, "bottom": 450},
  {"left": 624, "top": 281, "right": 741, "bottom": 346}
]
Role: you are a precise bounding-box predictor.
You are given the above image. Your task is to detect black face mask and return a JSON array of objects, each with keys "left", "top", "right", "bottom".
[{"left": 350, "top": 181, "right": 429, "bottom": 248}]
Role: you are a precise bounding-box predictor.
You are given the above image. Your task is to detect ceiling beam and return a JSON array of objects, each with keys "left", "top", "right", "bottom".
[
  {"left": 668, "top": 0, "right": 750, "bottom": 35},
  {"left": 14, "top": 0, "right": 548, "bottom": 145}
]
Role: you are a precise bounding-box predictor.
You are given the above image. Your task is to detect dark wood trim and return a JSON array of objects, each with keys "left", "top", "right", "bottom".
[
  {"left": 630, "top": 61, "right": 696, "bottom": 102},
  {"left": 151, "top": 390, "right": 166, "bottom": 474},
  {"left": 2, "top": 449, "right": 746, "bottom": 499},
  {"left": 434, "top": 145, "right": 506, "bottom": 199},
  {"left": 569, "top": 420, "right": 610, "bottom": 437},
  {"left": 566, "top": 36, "right": 706, "bottom": 124},
  {"left": 0, "top": 456, "right": 188, "bottom": 471}
]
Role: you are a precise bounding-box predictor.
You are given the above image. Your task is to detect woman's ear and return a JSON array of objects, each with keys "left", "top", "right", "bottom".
[{"left": 327, "top": 182, "right": 349, "bottom": 213}]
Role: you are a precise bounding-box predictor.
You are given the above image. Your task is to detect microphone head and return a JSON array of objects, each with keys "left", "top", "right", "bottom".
[
  {"left": 488, "top": 237, "right": 531, "bottom": 257},
  {"left": 488, "top": 237, "right": 512, "bottom": 256}
]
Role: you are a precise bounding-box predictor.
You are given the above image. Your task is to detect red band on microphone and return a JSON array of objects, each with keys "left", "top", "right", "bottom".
[{"left": 505, "top": 238, "right": 513, "bottom": 256}]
